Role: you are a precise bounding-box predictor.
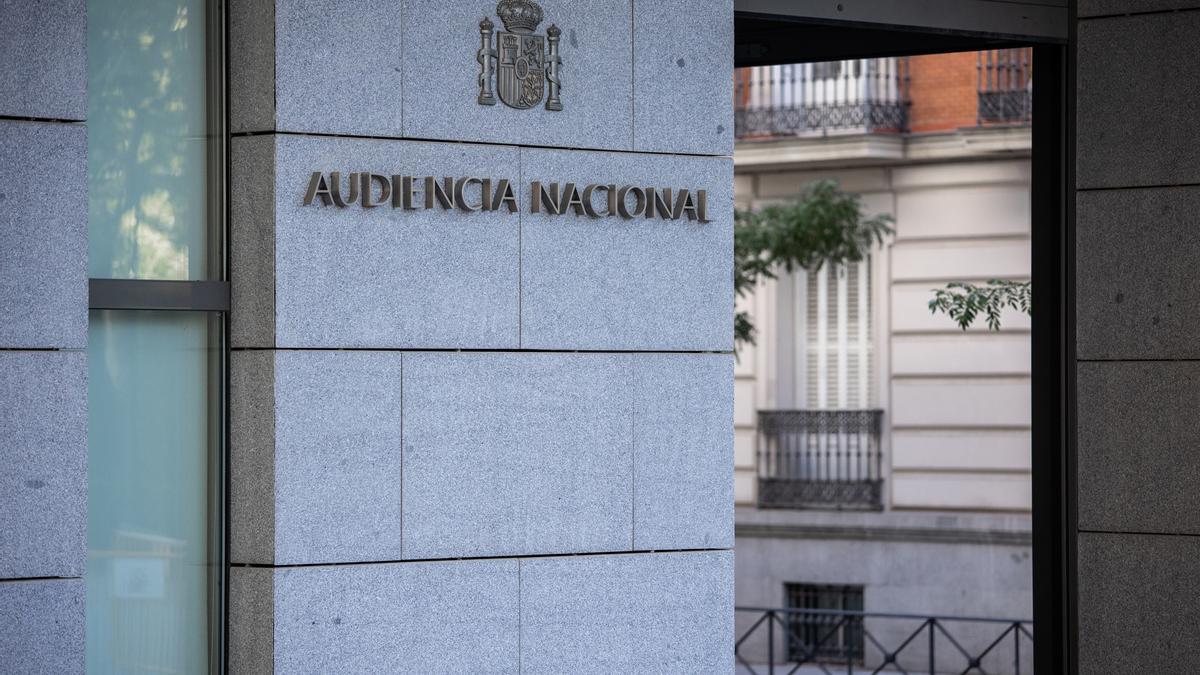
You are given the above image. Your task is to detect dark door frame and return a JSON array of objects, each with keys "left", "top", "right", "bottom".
[{"left": 733, "top": 13, "right": 1076, "bottom": 675}]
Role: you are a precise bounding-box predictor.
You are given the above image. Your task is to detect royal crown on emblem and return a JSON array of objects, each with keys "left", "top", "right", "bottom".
[{"left": 495, "top": 0, "right": 544, "bottom": 33}]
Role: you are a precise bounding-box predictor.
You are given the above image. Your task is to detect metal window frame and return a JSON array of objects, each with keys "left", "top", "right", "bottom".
[
  {"left": 734, "top": 9, "right": 1074, "bottom": 674},
  {"left": 84, "top": 0, "right": 229, "bottom": 673},
  {"left": 783, "top": 582, "right": 867, "bottom": 663},
  {"left": 88, "top": 279, "right": 230, "bottom": 312},
  {"left": 211, "top": 1, "right": 228, "bottom": 671},
  {"left": 1030, "top": 40, "right": 1075, "bottom": 675}
]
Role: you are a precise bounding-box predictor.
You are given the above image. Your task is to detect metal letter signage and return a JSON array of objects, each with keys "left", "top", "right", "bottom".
[
  {"left": 302, "top": 172, "right": 711, "bottom": 223},
  {"left": 477, "top": 0, "right": 563, "bottom": 111}
]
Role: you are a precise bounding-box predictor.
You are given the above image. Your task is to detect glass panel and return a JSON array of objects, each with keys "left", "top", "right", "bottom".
[
  {"left": 88, "top": 0, "right": 209, "bottom": 279},
  {"left": 86, "top": 310, "right": 221, "bottom": 674}
]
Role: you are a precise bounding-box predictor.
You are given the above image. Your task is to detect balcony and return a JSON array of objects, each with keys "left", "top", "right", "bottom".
[
  {"left": 734, "top": 58, "right": 910, "bottom": 139},
  {"left": 735, "top": 51, "right": 1034, "bottom": 143},
  {"left": 756, "top": 409, "right": 883, "bottom": 510},
  {"left": 978, "top": 48, "right": 1033, "bottom": 125}
]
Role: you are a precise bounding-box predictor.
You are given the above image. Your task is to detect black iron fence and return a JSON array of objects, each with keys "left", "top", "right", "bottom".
[
  {"left": 734, "top": 58, "right": 910, "bottom": 138},
  {"left": 978, "top": 48, "right": 1032, "bottom": 125},
  {"left": 757, "top": 410, "right": 884, "bottom": 510},
  {"left": 736, "top": 607, "right": 1033, "bottom": 674}
]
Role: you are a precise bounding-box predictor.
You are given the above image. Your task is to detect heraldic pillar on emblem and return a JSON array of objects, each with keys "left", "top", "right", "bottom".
[
  {"left": 544, "top": 24, "right": 562, "bottom": 111},
  {"left": 476, "top": 0, "right": 563, "bottom": 112},
  {"left": 477, "top": 17, "right": 497, "bottom": 105}
]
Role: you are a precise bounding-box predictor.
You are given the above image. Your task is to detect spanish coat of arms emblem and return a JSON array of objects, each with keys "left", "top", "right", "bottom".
[{"left": 476, "top": 0, "right": 563, "bottom": 111}]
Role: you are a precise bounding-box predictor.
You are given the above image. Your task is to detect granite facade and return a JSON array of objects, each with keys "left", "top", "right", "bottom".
[
  {"left": 0, "top": 579, "right": 86, "bottom": 674},
  {"left": 1077, "top": 361, "right": 1200, "bottom": 536},
  {"left": 231, "top": 350, "right": 405, "bottom": 565},
  {"left": 230, "top": 0, "right": 405, "bottom": 135},
  {"left": 0, "top": 6, "right": 89, "bottom": 662},
  {"left": 520, "top": 147, "right": 733, "bottom": 351},
  {"left": 633, "top": 0, "right": 734, "bottom": 156},
  {"left": 521, "top": 551, "right": 734, "bottom": 673},
  {"left": 231, "top": 134, "right": 734, "bottom": 352},
  {"left": 402, "top": 0, "right": 633, "bottom": 150},
  {"left": 230, "top": 560, "right": 520, "bottom": 673},
  {"left": 1077, "top": 12, "right": 1200, "bottom": 189},
  {"left": 0, "top": 352, "right": 88, "bottom": 580},
  {"left": 231, "top": 552, "right": 732, "bottom": 673},
  {"left": 1076, "top": 4, "right": 1200, "bottom": 667},
  {"left": 402, "top": 352, "right": 632, "bottom": 559},
  {"left": 0, "top": 0, "right": 737, "bottom": 669},
  {"left": 0, "top": 0, "right": 87, "bottom": 120},
  {"left": 1077, "top": 186, "right": 1200, "bottom": 360},
  {"left": 274, "top": 0, "right": 404, "bottom": 136},
  {"left": 1078, "top": 0, "right": 1198, "bottom": 17},
  {"left": 228, "top": 566, "right": 275, "bottom": 675},
  {"left": 1078, "top": 532, "right": 1200, "bottom": 673},
  {"left": 273, "top": 351, "right": 404, "bottom": 564},
  {"left": 232, "top": 134, "right": 523, "bottom": 349},
  {"left": 229, "top": 0, "right": 735, "bottom": 157},
  {"left": 232, "top": 351, "right": 732, "bottom": 564},
  {"left": 0, "top": 121, "right": 88, "bottom": 350},
  {"left": 229, "top": 0, "right": 275, "bottom": 133},
  {"left": 230, "top": 135, "right": 277, "bottom": 349},
  {"left": 17, "top": 0, "right": 1200, "bottom": 668},
  {"left": 226, "top": 0, "right": 734, "bottom": 669},
  {"left": 632, "top": 353, "right": 733, "bottom": 551},
  {"left": 230, "top": 350, "right": 277, "bottom": 565}
]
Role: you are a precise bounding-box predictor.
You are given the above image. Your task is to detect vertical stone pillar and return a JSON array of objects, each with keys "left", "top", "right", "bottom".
[
  {"left": 228, "top": 0, "right": 734, "bottom": 670},
  {"left": 0, "top": 1, "right": 89, "bottom": 672},
  {"left": 1075, "top": 2, "right": 1200, "bottom": 670}
]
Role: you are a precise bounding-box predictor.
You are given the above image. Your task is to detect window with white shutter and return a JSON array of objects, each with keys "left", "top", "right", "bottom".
[{"left": 804, "top": 260, "right": 873, "bottom": 409}]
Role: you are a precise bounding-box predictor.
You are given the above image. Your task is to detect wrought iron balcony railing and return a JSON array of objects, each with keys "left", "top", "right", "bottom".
[
  {"left": 978, "top": 48, "right": 1033, "bottom": 125},
  {"left": 756, "top": 409, "right": 883, "bottom": 510},
  {"left": 735, "top": 58, "right": 910, "bottom": 139},
  {"left": 736, "top": 606, "right": 1033, "bottom": 675}
]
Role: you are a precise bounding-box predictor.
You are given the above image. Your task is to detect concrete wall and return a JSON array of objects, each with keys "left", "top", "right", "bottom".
[
  {"left": 227, "top": 0, "right": 735, "bottom": 671},
  {"left": 1075, "top": 1, "right": 1200, "bottom": 670},
  {"left": 0, "top": 1, "right": 89, "bottom": 672},
  {"left": 734, "top": 508, "right": 1032, "bottom": 671},
  {"left": 733, "top": 152, "right": 1032, "bottom": 512}
]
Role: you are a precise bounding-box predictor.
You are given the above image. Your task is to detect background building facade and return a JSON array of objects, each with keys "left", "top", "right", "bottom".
[{"left": 732, "top": 52, "right": 1034, "bottom": 670}]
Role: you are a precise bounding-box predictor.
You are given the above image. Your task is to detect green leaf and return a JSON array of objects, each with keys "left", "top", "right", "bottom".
[
  {"left": 928, "top": 280, "right": 1032, "bottom": 331},
  {"left": 734, "top": 181, "right": 894, "bottom": 351}
]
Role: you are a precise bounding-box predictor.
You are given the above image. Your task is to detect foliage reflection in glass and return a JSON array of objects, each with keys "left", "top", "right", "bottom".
[{"left": 88, "top": 0, "right": 207, "bottom": 279}]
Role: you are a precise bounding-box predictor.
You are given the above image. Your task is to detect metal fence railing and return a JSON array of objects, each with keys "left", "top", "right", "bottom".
[
  {"left": 736, "top": 606, "right": 1034, "bottom": 675},
  {"left": 736, "top": 51, "right": 1035, "bottom": 140},
  {"left": 756, "top": 409, "right": 884, "bottom": 510},
  {"left": 734, "top": 58, "right": 910, "bottom": 138},
  {"left": 978, "top": 48, "right": 1033, "bottom": 125}
]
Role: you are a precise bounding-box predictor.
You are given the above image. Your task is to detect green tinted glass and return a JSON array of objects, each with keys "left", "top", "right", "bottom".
[
  {"left": 85, "top": 310, "right": 221, "bottom": 673},
  {"left": 87, "top": 0, "right": 209, "bottom": 280}
]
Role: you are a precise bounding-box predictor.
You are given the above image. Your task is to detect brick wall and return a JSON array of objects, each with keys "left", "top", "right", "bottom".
[
  {"left": 907, "top": 51, "right": 981, "bottom": 132},
  {"left": 908, "top": 50, "right": 1033, "bottom": 133}
]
